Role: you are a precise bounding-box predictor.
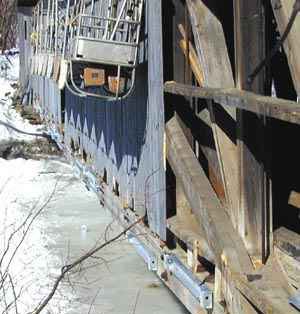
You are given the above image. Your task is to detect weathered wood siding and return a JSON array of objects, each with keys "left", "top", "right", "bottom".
[{"left": 23, "top": 0, "right": 167, "bottom": 240}]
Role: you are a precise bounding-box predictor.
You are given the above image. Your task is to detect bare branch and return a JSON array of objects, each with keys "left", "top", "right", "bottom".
[
  {"left": 8, "top": 273, "right": 19, "bottom": 314},
  {"left": 87, "top": 287, "right": 102, "bottom": 314},
  {"left": 32, "top": 216, "right": 145, "bottom": 314},
  {"left": 131, "top": 289, "right": 141, "bottom": 314}
]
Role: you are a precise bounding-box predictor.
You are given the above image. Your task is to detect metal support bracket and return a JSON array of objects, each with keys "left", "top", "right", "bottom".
[
  {"left": 164, "top": 254, "right": 213, "bottom": 309},
  {"left": 83, "top": 169, "right": 101, "bottom": 193},
  {"left": 48, "top": 126, "right": 64, "bottom": 150},
  {"left": 72, "top": 160, "right": 102, "bottom": 194},
  {"left": 127, "top": 231, "right": 158, "bottom": 272}
]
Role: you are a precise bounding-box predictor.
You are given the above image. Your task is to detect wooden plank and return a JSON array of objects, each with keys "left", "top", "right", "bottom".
[
  {"left": 147, "top": 0, "right": 166, "bottom": 240},
  {"left": 288, "top": 190, "right": 300, "bottom": 208},
  {"left": 274, "top": 227, "right": 300, "bottom": 256},
  {"left": 178, "top": 24, "right": 204, "bottom": 86},
  {"left": 166, "top": 116, "right": 253, "bottom": 272},
  {"left": 233, "top": 257, "right": 298, "bottom": 314},
  {"left": 234, "top": 0, "right": 272, "bottom": 263},
  {"left": 186, "top": 0, "right": 240, "bottom": 230},
  {"left": 164, "top": 81, "right": 300, "bottom": 125},
  {"left": 176, "top": 176, "right": 192, "bottom": 220},
  {"left": 271, "top": 0, "right": 300, "bottom": 95},
  {"left": 177, "top": 24, "right": 225, "bottom": 202},
  {"left": 166, "top": 117, "right": 299, "bottom": 313},
  {"left": 167, "top": 215, "right": 215, "bottom": 264},
  {"left": 274, "top": 227, "right": 300, "bottom": 288},
  {"left": 185, "top": 0, "right": 235, "bottom": 90},
  {"left": 275, "top": 247, "right": 300, "bottom": 289}
]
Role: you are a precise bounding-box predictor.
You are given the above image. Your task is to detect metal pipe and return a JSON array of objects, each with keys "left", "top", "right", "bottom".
[
  {"left": 49, "top": 0, "right": 54, "bottom": 53},
  {"left": 109, "top": 0, "right": 127, "bottom": 41},
  {"left": 62, "top": 0, "right": 71, "bottom": 58},
  {"left": 55, "top": 0, "right": 58, "bottom": 55},
  {"left": 45, "top": 0, "right": 51, "bottom": 52},
  {"left": 104, "top": 0, "right": 113, "bottom": 39}
]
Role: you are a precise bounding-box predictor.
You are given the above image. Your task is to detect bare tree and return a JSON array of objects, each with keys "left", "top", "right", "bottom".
[{"left": 0, "top": 0, "right": 18, "bottom": 52}]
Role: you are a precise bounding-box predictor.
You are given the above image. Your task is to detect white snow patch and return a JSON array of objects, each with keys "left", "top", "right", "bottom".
[
  {"left": 0, "top": 157, "right": 78, "bottom": 314},
  {"left": 0, "top": 53, "right": 43, "bottom": 143}
]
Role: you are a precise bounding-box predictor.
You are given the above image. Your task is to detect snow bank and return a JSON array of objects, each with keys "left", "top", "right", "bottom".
[
  {"left": 0, "top": 50, "right": 76, "bottom": 313},
  {"left": 0, "top": 53, "right": 19, "bottom": 97},
  {"left": 0, "top": 52, "right": 42, "bottom": 143},
  {"left": 0, "top": 157, "right": 77, "bottom": 314}
]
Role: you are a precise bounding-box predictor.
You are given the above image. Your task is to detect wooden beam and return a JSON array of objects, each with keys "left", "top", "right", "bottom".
[
  {"left": 166, "top": 116, "right": 253, "bottom": 272},
  {"left": 274, "top": 227, "right": 300, "bottom": 288},
  {"left": 233, "top": 257, "right": 298, "bottom": 314},
  {"left": 288, "top": 190, "right": 300, "bottom": 208},
  {"left": 271, "top": 0, "right": 300, "bottom": 95},
  {"left": 176, "top": 176, "right": 192, "bottom": 220},
  {"left": 166, "top": 117, "right": 298, "bottom": 313},
  {"left": 185, "top": 0, "right": 235, "bottom": 90},
  {"left": 186, "top": 0, "right": 240, "bottom": 230},
  {"left": 164, "top": 81, "right": 300, "bottom": 125},
  {"left": 234, "top": 0, "right": 272, "bottom": 263},
  {"left": 147, "top": 0, "right": 166, "bottom": 240},
  {"left": 177, "top": 24, "right": 226, "bottom": 202},
  {"left": 167, "top": 215, "right": 215, "bottom": 264},
  {"left": 177, "top": 24, "right": 205, "bottom": 86}
]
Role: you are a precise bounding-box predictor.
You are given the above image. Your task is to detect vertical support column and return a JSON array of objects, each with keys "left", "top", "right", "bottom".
[
  {"left": 234, "top": 0, "right": 272, "bottom": 264},
  {"left": 147, "top": 0, "right": 166, "bottom": 240}
]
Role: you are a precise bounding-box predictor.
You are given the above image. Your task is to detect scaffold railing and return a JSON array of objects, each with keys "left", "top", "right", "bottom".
[{"left": 64, "top": 0, "right": 144, "bottom": 100}]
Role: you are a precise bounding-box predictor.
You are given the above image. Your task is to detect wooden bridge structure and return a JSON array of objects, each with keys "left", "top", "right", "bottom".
[{"left": 17, "top": 0, "right": 300, "bottom": 313}]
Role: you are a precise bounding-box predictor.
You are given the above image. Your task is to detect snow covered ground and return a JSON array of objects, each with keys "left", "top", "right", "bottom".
[
  {"left": 0, "top": 53, "right": 43, "bottom": 143},
  {"left": 0, "top": 157, "right": 80, "bottom": 313},
  {"left": 0, "top": 52, "right": 78, "bottom": 313}
]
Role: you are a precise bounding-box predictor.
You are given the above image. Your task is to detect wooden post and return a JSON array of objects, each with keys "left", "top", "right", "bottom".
[
  {"left": 147, "top": 0, "right": 166, "bottom": 240},
  {"left": 234, "top": 0, "right": 272, "bottom": 263}
]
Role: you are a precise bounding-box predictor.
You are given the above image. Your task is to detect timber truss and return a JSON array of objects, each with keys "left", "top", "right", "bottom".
[{"left": 157, "top": 0, "right": 300, "bottom": 313}]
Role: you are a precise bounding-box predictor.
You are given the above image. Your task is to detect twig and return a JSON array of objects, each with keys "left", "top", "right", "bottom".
[
  {"left": 104, "top": 217, "right": 115, "bottom": 243},
  {"left": 4, "top": 53, "right": 12, "bottom": 66},
  {"left": 2, "top": 179, "right": 60, "bottom": 282},
  {"left": 0, "top": 209, "right": 34, "bottom": 270},
  {"left": 32, "top": 216, "right": 144, "bottom": 314},
  {"left": 8, "top": 273, "right": 18, "bottom": 314},
  {"left": 0, "top": 270, "right": 9, "bottom": 313},
  {"left": 131, "top": 289, "right": 141, "bottom": 314},
  {"left": 87, "top": 287, "right": 102, "bottom": 314}
]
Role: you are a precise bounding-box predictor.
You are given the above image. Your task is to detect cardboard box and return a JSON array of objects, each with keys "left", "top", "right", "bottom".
[
  {"left": 108, "top": 76, "right": 126, "bottom": 95},
  {"left": 84, "top": 68, "right": 105, "bottom": 87}
]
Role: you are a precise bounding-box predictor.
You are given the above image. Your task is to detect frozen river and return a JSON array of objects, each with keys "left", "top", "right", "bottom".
[{"left": 0, "top": 156, "right": 188, "bottom": 314}]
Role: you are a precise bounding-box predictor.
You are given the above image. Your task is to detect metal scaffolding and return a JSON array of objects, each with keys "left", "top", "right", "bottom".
[{"left": 31, "top": 0, "right": 144, "bottom": 100}]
